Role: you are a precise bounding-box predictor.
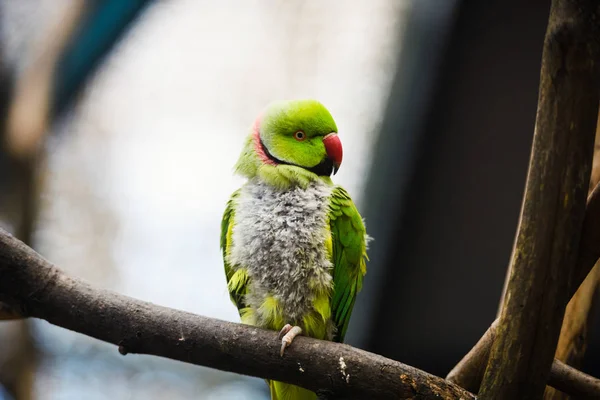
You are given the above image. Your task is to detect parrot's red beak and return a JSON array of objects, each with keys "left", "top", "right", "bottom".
[{"left": 323, "top": 133, "right": 343, "bottom": 175}]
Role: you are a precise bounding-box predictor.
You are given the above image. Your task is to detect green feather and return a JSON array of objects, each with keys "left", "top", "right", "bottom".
[
  {"left": 328, "top": 186, "right": 367, "bottom": 342},
  {"left": 234, "top": 99, "right": 337, "bottom": 190},
  {"left": 270, "top": 381, "right": 317, "bottom": 400},
  {"left": 222, "top": 100, "right": 368, "bottom": 399},
  {"left": 221, "top": 189, "right": 248, "bottom": 312}
]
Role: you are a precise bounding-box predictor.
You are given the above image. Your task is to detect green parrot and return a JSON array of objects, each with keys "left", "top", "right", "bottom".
[{"left": 220, "top": 99, "right": 368, "bottom": 400}]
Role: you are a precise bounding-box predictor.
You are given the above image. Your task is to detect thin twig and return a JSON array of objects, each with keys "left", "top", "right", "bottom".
[{"left": 550, "top": 360, "right": 600, "bottom": 399}]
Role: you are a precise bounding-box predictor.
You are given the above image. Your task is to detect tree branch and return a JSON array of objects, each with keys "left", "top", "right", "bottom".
[
  {"left": 447, "top": 301, "right": 600, "bottom": 398},
  {"left": 549, "top": 359, "right": 600, "bottom": 399},
  {"left": 544, "top": 114, "right": 600, "bottom": 400},
  {"left": 0, "top": 229, "right": 475, "bottom": 400},
  {"left": 448, "top": 0, "right": 600, "bottom": 396},
  {"left": 448, "top": 129, "right": 600, "bottom": 399}
]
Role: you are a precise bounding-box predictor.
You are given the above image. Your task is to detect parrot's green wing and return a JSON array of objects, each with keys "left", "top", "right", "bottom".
[
  {"left": 220, "top": 189, "right": 249, "bottom": 312},
  {"left": 329, "top": 186, "right": 368, "bottom": 343}
]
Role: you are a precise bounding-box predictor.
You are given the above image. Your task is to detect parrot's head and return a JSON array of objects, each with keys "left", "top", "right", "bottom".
[{"left": 234, "top": 99, "right": 343, "bottom": 188}]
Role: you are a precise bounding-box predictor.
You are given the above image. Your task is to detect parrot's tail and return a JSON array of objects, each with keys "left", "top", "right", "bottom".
[{"left": 269, "top": 380, "right": 317, "bottom": 400}]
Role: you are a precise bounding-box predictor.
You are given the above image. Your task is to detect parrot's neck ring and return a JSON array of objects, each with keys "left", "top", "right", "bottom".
[{"left": 258, "top": 138, "right": 334, "bottom": 177}]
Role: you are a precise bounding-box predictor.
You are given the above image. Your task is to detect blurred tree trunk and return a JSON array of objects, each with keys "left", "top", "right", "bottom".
[
  {"left": 1, "top": 2, "right": 141, "bottom": 396},
  {"left": 0, "top": 131, "right": 39, "bottom": 400},
  {"left": 544, "top": 112, "right": 600, "bottom": 400},
  {"left": 0, "top": 11, "right": 38, "bottom": 400},
  {"left": 0, "top": 323, "right": 36, "bottom": 400},
  {"left": 0, "top": 161, "right": 39, "bottom": 400}
]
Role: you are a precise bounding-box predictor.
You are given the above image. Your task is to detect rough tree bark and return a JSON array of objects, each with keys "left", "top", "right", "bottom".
[
  {"left": 0, "top": 228, "right": 476, "bottom": 400},
  {"left": 464, "top": 1, "right": 600, "bottom": 399},
  {"left": 447, "top": 2, "right": 600, "bottom": 396},
  {"left": 545, "top": 115, "right": 600, "bottom": 400},
  {"left": 448, "top": 181, "right": 600, "bottom": 397},
  {"left": 2, "top": 231, "right": 600, "bottom": 399}
]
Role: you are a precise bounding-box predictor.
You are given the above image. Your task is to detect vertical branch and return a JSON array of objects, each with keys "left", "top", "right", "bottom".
[
  {"left": 447, "top": 181, "right": 600, "bottom": 394},
  {"left": 479, "top": 1, "right": 600, "bottom": 399},
  {"left": 6, "top": 0, "right": 85, "bottom": 159},
  {"left": 544, "top": 113, "right": 600, "bottom": 400},
  {"left": 0, "top": 4, "right": 87, "bottom": 399}
]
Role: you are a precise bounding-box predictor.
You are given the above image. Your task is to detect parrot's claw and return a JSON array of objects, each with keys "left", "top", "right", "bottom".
[
  {"left": 278, "top": 324, "right": 293, "bottom": 340},
  {"left": 278, "top": 324, "right": 302, "bottom": 357}
]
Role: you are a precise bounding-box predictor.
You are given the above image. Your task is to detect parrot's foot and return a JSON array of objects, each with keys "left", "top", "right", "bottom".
[{"left": 278, "top": 324, "right": 302, "bottom": 357}]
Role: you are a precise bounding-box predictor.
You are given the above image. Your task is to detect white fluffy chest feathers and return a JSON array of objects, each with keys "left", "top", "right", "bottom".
[{"left": 227, "top": 180, "right": 334, "bottom": 320}]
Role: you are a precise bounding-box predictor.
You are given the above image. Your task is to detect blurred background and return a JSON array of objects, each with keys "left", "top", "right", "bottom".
[{"left": 0, "top": 1, "right": 597, "bottom": 399}]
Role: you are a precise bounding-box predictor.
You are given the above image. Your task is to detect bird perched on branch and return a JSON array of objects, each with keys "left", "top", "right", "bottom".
[{"left": 221, "top": 99, "right": 368, "bottom": 400}]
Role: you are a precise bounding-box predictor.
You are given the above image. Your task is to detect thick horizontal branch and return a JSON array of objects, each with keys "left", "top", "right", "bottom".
[{"left": 0, "top": 229, "right": 475, "bottom": 400}]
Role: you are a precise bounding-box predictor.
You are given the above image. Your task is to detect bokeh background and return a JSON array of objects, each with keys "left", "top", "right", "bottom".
[{"left": 0, "top": 1, "right": 598, "bottom": 399}]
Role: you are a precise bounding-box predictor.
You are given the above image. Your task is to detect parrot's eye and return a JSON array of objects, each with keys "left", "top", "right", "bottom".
[{"left": 294, "top": 131, "right": 306, "bottom": 141}]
